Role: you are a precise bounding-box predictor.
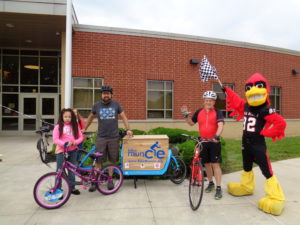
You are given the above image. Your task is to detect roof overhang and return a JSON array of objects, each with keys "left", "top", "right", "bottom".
[{"left": 0, "top": 0, "right": 78, "bottom": 49}]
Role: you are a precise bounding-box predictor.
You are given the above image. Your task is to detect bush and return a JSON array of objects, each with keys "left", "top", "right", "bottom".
[
  {"left": 177, "top": 140, "right": 195, "bottom": 166},
  {"left": 132, "top": 129, "right": 147, "bottom": 135},
  {"left": 148, "top": 127, "right": 198, "bottom": 144},
  {"left": 176, "top": 137, "right": 227, "bottom": 168},
  {"left": 83, "top": 132, "right": 97, "bottom": 151}
]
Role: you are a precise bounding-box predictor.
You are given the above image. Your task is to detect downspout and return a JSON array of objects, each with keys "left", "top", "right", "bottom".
[{"left": 64, "top": 0, "right": 72, "bottom": 108}]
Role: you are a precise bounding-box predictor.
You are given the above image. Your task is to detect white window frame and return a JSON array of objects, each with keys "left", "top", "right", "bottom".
[
  {"left": 72, "top": 77, "right": 104, "bottom": 118},
  {"left": 147, "top": 80, "right": 173, "bottom": 119}
]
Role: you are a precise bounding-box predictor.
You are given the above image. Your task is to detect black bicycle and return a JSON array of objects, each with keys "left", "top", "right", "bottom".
[{"left": 36, "top": 126, "right": 55, "bottom": 163}]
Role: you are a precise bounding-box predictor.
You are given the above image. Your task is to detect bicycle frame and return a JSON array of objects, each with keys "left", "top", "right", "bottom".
[
  {"left": 190, "top": 141, "right": 203, "bottom": 185},
  {"left": 50, "top": 150, "right": 111, "bottom": 193},
  {"left": 77, "top": 146, "right": 96, "bottom": 170}
]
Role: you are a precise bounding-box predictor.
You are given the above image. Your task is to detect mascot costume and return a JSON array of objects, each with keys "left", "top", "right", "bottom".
[{"left": 223, "top": 73, "right": 286, "bottom": 215}]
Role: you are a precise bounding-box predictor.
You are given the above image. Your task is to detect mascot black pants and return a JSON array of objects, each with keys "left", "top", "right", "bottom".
[{"left": 242, "top": 136, "right": 273, "bottom": 179}]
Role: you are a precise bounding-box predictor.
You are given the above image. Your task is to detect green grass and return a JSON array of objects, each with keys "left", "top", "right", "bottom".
[{"left": 222, "top": 137, "right": 300, "bottom": 174}]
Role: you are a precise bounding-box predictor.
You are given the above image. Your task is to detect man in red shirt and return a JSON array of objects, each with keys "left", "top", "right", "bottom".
[{"left": 181, "top": 91, "right": 224, "bottom": 199}]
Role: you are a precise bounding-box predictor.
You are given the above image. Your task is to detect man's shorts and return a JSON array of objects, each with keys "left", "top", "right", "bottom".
[
  {"left": 95, "top": 137, "right": 119, "bottom": 163},
  {"left": 201, "top": 142, "right": 222, "bottom": 164}
]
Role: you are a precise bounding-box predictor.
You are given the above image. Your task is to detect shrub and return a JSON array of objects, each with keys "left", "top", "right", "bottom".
[
  {"left": 177, "top": 137, "right": 227, "bottom": 168},
  {"left": 148, "top": 127, "right": 198, "bottom": 144},
  {"left": 83, "top": 132, "right": 97, "bottom": 151},
  {"left": 132, "top": 129, "right": 147, "bottom": 135}
]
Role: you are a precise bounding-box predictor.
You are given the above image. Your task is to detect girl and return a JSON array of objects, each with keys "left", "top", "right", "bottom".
[
  {"left": 73, "top": 109, "right": 85, "bottom": 133},
  {"left": 53, "top": 108, "right": 84, "bottom": 195},
  {"left": 73, "top": 108, "right": 85, "bottom": 149}
]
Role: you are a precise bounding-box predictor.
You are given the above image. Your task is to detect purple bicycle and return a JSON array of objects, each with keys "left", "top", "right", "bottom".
[{"left": 33, "top": 143, "right": 123, "bottom": 209}]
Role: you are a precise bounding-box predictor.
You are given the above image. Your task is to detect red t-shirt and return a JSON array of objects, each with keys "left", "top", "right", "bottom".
[{"left": 192, "top": 108, "right": 224, "bottom": 139}]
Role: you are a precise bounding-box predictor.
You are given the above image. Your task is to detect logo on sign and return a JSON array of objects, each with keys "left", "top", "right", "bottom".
[{"left": 127, "top": 141, "right": 166, "bottom": 159}]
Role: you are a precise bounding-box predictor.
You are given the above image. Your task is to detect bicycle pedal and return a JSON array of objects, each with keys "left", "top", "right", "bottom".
[{"left": 80, "top": 185, "right": 88, "bottom": 190}]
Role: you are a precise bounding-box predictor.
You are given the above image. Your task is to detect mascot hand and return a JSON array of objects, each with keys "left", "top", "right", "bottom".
[
  {"left": 224, "top": 87, "right": 245, "bottom": 121},
  {"left": 260, "top": 129, "right": 282, "bottom": 142},
  {"left": 261, "top": 114, "right": 286, "bottom": 142}
]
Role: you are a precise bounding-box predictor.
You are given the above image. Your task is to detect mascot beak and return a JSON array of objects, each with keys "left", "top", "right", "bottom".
[{"left": 246, "top": 86, "right": 267, "bottom": 106}]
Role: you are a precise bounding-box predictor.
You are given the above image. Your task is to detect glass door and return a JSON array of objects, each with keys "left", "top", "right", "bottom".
[
  {"left": 20, "top": 94, "right": 38, "bottom": 131},
  {"left": 39, "top": 94, "right": 58, "bottom": 129},
  {"left": 19, "top": 93, "right": 59, "bottom": 133}
]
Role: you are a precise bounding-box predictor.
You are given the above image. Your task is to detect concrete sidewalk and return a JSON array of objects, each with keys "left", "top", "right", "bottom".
[{"left": 0, "top": 136, "right": 299, "bottom": 225}]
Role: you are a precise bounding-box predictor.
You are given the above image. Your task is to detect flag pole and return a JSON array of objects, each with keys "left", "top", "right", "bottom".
[{"left": 217, "top": 78, "right": 223, "bottom": 88}]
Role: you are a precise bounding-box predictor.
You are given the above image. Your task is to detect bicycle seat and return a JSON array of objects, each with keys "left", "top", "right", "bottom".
[
  {"left": 92, "top": 152, "right": 103, "bottom": 158},
  {"left": 36, "top": 126, "right": 50, "bottom": 133},
  {"left": 77, "top": 149, "right": 103, "bottom": 158}
]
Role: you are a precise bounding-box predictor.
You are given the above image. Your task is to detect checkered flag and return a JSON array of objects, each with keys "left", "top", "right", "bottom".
[{"left": 199, "top": 56, "right": 219, "bottom": 82}]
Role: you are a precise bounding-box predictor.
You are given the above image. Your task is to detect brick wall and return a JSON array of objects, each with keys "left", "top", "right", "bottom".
[{"left": 72, "top": 31, "right": 300, "bottom": 119}]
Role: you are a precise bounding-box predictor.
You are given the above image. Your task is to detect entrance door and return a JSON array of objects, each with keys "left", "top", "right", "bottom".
[
  {"left": 39, "top": 94, "right": 59, "bottom": 129},
  {"left": 19, "top": 93, "right": 58, "bottom": 133}
]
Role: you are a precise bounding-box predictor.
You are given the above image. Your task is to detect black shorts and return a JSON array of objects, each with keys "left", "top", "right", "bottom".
[
  {"left": 95, "top": 137, "right": 119, "bottom": 163},
  {"left": 201, "top": 142, "right": 222, "bottom": 164},
  {"left": 242, "top": 137, "right": 273, "bottom": 179}
]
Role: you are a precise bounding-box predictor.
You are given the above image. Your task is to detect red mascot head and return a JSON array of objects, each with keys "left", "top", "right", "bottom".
[{"left": 245, "top": 73, "right": 271, "bottom": 107}]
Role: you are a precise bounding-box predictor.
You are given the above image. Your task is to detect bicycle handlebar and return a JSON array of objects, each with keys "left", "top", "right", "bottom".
[{"left": 181, "top": 134, "right": 214, "bottom": 143}]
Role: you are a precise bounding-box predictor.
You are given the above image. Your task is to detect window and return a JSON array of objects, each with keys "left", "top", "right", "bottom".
[
  {"left": 147, "top": 80, "right": 173, "bottom": 119},
  {"left": 213, "top": 83, "right": 234, "bottom": 118},
  {"left": 270, "top": 87, "right": 281, "bottom": 114},
  {"left": 73, "top": 77, "right": 103, "bottom": 117}
]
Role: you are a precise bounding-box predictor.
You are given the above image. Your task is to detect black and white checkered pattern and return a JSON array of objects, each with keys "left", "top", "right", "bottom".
[{"left": 199, "top": 56, "right": 219, "bottom": 82}]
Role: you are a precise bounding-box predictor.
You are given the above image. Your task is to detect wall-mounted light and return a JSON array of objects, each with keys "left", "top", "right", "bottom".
[
  {"left": 190, "top": 59, "right": 199, "bottom": 64},
  {"left": 292, "top": 69, "right": 300, "bottom": 75}
]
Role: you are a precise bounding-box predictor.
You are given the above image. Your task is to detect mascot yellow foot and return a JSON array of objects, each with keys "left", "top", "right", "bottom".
[
  {"left": 258, "top": 175, "right": 285, "bottom": 215},
  {"left": 228, "top": 170, "right": 255, "bottom": 196}
]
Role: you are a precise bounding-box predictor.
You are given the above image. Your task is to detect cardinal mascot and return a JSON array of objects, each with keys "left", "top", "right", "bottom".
[{"left": 223, "top": 73, "right": 286, "bottom": 215}]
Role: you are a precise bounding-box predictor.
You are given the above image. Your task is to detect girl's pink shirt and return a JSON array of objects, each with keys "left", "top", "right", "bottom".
[{"left": 52, "top": 123, "right": 84, "bottom": 154}]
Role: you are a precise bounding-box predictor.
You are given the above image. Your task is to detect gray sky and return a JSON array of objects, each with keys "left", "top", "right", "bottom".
[{"left": 73, "top": 0, "right": 300, "bottom": 51}]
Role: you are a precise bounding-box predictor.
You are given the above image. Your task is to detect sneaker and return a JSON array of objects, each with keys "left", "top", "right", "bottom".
[
  {"left": 107, "top": 181, "right": 114, "bottom": 190},
  {"left": 71, "top": 188, "right": 80, "bottom": 195},
  {"left": 89, "top": 184, "right": 96, "bottom": 192},
  {"left": 205, "top": 182, "right": 215, "bottom": 193},
  {"left": 215, "top": 187, "right": 222, "bottom": 200}
]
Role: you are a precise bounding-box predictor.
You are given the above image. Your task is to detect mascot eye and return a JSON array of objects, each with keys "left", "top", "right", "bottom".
[
  {"left": 245, "top": 84, "right": 252, "bottom": 91},
  {"left": 255, "top": 81, "right": 266, "bottom": 88}
]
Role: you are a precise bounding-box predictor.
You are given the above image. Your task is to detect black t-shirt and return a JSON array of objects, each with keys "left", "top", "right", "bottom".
[{"left": 243, "top": 103, "right": 276, "bottom": 139}]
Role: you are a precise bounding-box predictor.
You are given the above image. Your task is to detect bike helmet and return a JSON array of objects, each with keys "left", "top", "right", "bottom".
[
  {"left": 100, "top": 85, "right": 113, "bottom": 94},
  {"left": 203, "top": 91, "right": 217, "bottom": 100}
]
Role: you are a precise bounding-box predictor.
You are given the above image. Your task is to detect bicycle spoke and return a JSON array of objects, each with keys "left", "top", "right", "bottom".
[{"left": 189, "top": 163, "right": 204, "bottom": 210}]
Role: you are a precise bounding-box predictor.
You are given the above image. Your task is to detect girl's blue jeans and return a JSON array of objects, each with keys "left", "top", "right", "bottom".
[{"left": 56, "top": 150, "right": 77, "bottom": 189}]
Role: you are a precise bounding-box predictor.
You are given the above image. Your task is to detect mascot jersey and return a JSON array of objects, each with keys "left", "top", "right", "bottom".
[
  {"left": 224, "top": 72, "right": 286, "bottom": 216},
  {"left": 243, "top": 103, "right": 275, "bottom": 141}
]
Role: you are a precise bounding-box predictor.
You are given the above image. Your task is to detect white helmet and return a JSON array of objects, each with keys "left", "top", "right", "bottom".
[{"left": 203, "top": 91, "right": 217, "bottom": 100}]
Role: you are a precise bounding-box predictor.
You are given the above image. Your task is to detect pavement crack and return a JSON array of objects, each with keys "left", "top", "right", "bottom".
[{"left": 144, "top": 180, "right": 157, "bottom": 225}]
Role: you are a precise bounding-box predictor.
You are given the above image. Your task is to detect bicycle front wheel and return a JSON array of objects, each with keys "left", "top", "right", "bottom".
[
  {"left": 189, "top": 161, "right": 204, "bottom": 210},
  {"left": 33, "top": 172, "right": 71, "bottom": 209},
  {"left": 96, "top": 165, "right": 123, "bottom": 195},
  {"left": 169, "top": 157, "right": 187, "bottom": 184}
]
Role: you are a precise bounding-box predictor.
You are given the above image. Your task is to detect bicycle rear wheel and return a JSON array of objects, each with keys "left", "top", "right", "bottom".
[
  {"left": 169, "top": 157, "right": 187, "bottom": 184},
  {"left": 96, "top": 165, "right": 123, "bottom": 195},
  {"left": 189, "top": 161, "right": 204, "bottom": 210},
  {"left": 37, "top": 138, "right": 47, "bottom": 163},
  {"left": 33, "top": 172, "right": 71, "bottom": 209}
]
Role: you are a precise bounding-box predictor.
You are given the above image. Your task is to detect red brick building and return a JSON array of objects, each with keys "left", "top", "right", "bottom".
[
  {"left": 72, "top": 25, "right": 300, "bottom": 128},
  {"left": 1, "top": 1, "right": 299, "bottom": 137}
]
